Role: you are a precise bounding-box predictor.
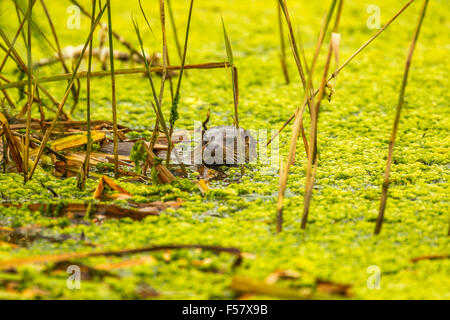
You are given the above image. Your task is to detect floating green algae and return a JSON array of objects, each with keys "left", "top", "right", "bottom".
[{"left": 0, "top": 0, "right": 449, "bottom": 299}]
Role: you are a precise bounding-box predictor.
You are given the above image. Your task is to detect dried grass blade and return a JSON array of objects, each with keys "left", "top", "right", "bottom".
[{"left": 375, "top": 0, "right": 429, "bottom": 235}]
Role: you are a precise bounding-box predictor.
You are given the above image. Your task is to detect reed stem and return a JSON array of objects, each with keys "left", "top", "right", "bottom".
[
  {"left": 268, "top": 0, "right": 416, "bottom": 146},
  {"left": 106, "top": 0, "right": 119, "bottom": 178},
  {"left": 375, "top": 0, "right": 429, "bottom": 235},
  {"left": 302, "top": 0, "right": 344, "bottom": 229},
  {"left": 27, "top": 3, "right": 108, "bottom": 181}
]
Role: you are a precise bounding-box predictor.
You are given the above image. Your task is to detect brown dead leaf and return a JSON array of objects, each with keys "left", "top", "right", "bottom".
[
  {"left": 93, "top": 176, "right": 132, "bottom": 200},
  {"left": 93, "top": 176, "right": 105, "bottom": 199},
  {"left": 102, "top": 176, "right": 132, "bottom": 196}
]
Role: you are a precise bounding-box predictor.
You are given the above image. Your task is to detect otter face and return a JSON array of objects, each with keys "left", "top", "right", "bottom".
[{"left": 202, "top": 126, "right": 257, "bottom": 167}]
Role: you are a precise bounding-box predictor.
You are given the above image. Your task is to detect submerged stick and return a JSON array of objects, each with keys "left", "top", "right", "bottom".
[
  {"left": 0, "top": 244, "right": 243, "bottom": 270},
  {"left": 375, "top": 0, "right": 429, "bottom": 235}
]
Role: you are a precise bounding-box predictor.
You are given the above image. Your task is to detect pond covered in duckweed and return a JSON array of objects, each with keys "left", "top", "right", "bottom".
[{"left": 0, "top": 0, "right": 448, "bottom": 299}]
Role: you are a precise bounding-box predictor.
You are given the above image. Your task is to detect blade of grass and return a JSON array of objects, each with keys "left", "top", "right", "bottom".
[
  {"left": 276, "top": 0, "right": 338, "bottom": 233},
  {"left": 278, "top": 0, "right": 322, "bottom": 161},
  {"left": 27, "top": 3, "right": 108, "bottom": 181},
  {"left": 106, "top": 0, "right": 119, "bottom": 178},
  {"left": 277, "top": 1, "right": 290, "bottom": 84},
  {"left": 222, "top": 18, "right": 244, "bottom": 173},
  {"left": 267, "top": 0, "right": 416, "bottom": 146},
  {"left": 301, "top": 0, "right": 344, "bottom": 229},
  {"left": 375, "top": 0, "right": 429, "bottom": 235},
  {"left": 132, "top": 16, "right": 187, "bottom": 175}
]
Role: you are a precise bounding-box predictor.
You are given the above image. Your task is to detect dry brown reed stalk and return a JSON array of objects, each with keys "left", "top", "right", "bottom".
[
  {"left": 0, "top": 1, "right": 33, "bottom": 72},
  {"left": 167, "top": 0, "right": 183, "bottom": 63},
  {"left": 268, "top": 0, "right": 417, "bottom": 147},
  {"left": 0, "top": 112, "right": 24, "bottom": 172},
  {"left": 0, "top": 26, "right": 70, "bottom": 120},
  {"left": 34, "top": 79, "right": 44, "bottom": 131},
  {"left": 70, "top": 0, "right": 146, "bottom": 63},
  {"left": 40, "top": 0, "right": 80, "bottom": 110},
  {"left": 24, "top": 0, "right": 34, "bottom": 183},
  {"left": 27, "top": 3, "right": 108, "bottom": 182},
  {"left": 301, "top": 0, "right": 344, "bottom": 229},
  {"left": 77, "top": 0, "right": 97, "bottom": 191},
  {"left": 12, "top": 0, "right": 56, "bottom": 53},
  {"left": 1, "top": 89, "right": 17, "bottom": 110},
  {"left": 106, "top": 0, "right": 119, "bottom": 178},
  {"left": 276, "top": 0, "right": 338, "bottom": 233},
  {"left": 132, "top": 16, "right": 187, "bottom": 176},
  {"left": 277, "top": 1, "right": 290, "bottom": 84},
  {"left": 0, "top": 62, "right": 231, "bottom": 90},
  {"left": 375, "top": 0, "right": 429, "bottom": 235},
  {"left": 13, "top": 1, "right": 27, "bottom": 50},
  {"left": 277, "top": 0, "right": 312, "bottom": 157},
  {"left": 0, "top": 74, "right": 54, "bottom": 115}
]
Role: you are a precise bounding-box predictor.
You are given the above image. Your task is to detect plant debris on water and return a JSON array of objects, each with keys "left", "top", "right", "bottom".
[{"left": 0, "top": 0, "right": 448, "bottom": 300}]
